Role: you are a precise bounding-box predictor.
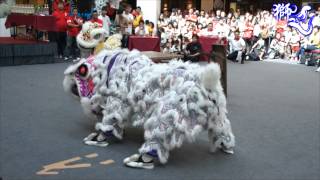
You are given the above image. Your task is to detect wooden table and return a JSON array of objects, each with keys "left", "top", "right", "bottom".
[{"left": 142, "top": 51, "right": 183, "bottom": 63}]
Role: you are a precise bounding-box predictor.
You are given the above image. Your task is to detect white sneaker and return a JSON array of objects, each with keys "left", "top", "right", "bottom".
[
  {"left": 64, "top": 57, "right": 69, "bottom": 61},
  {"left": 83, "top": 132, "right": 109, "bottom": 147},
  {"left": 221, "top": 147, "right": 234, "bottom": 154},
  {"left": 124, "top": 154, "right": 154, "bottom": 169},
  {"left": 316, "top": 67, "right": 320, "bottom": 72},
  {"left": 123, "top": 154, "right": 140, "bottom": 164}
]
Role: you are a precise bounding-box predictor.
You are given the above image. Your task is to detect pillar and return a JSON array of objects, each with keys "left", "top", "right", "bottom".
[
  {"left": 201, "top": 0, "right": 214, "bottom": 12},
  {"left": 136, "top": 0, "right": 161, "bottom": 25}
]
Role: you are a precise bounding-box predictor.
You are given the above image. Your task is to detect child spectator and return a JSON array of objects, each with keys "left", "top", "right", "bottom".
[{"left": 135, "top": 20, "right": 146, "bottom": 36}]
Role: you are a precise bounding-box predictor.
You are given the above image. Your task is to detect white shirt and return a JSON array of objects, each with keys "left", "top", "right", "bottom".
[
  {"left": 200, "top": 29, "right": 217, "bottom": 36},
  {"left": 284, "top": 31, "right": 292, "bottom": 43},
  {"left": 253, "top": 24, "right": 261, "bottom": 37},
  {"left": 122, "top": 12, "right": 134, "bottom": 35},
  {"left": 313, "top": 15, "right": 320, "bottom": 27},
  {"left": 135, "top": 26, "right": 147, "bottom": 36},
  {"left": 98, "top": 15, "right": 111, "bottom": 36},
  {"left": 229, "top": 38, "right": 246, "bottom": 52},
  {"left": 122, "top": 12, "right": 134, "bottom": 22},
  {"left": 214, "top": 24, "right": 229, "bottom": 37}
]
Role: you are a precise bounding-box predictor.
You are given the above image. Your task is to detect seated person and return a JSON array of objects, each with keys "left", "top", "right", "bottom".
[
  {"left": 170, "top": 40, "right": 181, "bottom": 53},
  {"left": 199, "top": 23, "right": 216, "bottom": 36},
  {"left": 248, "top": 35, "right": 265, "bottom": 61},
  {"left": 296, "top": 26, "right": 320, "bottom": 62},
  {"left": 147, "top": 22, "right": 155, "bottom": 36},
  {"left": 227, "top": 30, "right": 246, "bottom": 63},
  {"left": 135, "top": 20, "right": 147, "bottom": 36},
  {"left": 268, "top": 33, "right": 285, "bottom": 59},
  {"left": 183, "top": 34, "right": 202, "bottom": 62}
]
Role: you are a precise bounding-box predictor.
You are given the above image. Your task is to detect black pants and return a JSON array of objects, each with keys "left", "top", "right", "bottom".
[
  {"left": 66, "top": 36, "right": 79, "bottom": 58},
  {"left": 121, "top": 34, "right": 129, "bottom": 48},
  {"left": 55, "top": 32, "right": 67, "bottom": 56},
  {"left": 183, "top": 54, "right": 200, "bottom": 62},
  {"left": 227, "top": 51, "right": 245, "bottom": 63}
]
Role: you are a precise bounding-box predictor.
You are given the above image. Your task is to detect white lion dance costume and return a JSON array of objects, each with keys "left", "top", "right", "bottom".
[{"left": 63, "top": 48, "right": 235, "bottom": 169}]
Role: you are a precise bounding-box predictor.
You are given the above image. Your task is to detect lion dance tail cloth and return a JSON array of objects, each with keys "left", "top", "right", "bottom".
[{"left": 64, "top": 49, "right": 235, "bottom": 166}]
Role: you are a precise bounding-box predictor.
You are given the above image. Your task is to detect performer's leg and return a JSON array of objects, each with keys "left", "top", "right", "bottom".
[
  {"left": 83, "top": 97, "right": 130, "bottom": 147},
  {"left": 208, "top": 117, "right": 235, "bottom": 154}
]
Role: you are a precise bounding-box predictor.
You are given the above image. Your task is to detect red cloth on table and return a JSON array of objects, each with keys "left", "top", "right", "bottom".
[
  {"left": 198, "top": 36, "right": 227, "bottom": 61},
  {"left": 35, "top": 15, "right": 56, "bottom": 31},
  {"left": 5, "top": 13, "right": 35, "bottom": 28},
  {"left": 5, "top": 13, "right": 56, "bottom": 31},
  {"left": 128, "top": 36, "right": 161, "bottom": 52},
  {"left": 66, "top": 15, "right": 83, "bottom": 37},
  {"left": 52, "top": 10, "right": 68, "bottom": 32}
]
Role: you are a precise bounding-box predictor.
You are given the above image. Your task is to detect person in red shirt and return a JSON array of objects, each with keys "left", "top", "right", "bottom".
[
  {"left": 90, "top": 10, "right": 103, "bottom": 28},
  {"left": 106, "top": 2, "right": 116, "bottom": 20},
  {"left": 52, "top": 2, "right": 68, "bottom": 58},
  {"left": 53, "top": 0, "right": 70, "bottom": 14},
  {"left": 65, "top": 8, "right": 83, "bottom": 60}
]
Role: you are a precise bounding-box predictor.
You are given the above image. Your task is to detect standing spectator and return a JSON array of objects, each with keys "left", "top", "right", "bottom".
[
  {"left": 115, "top": 10, "right": 128, "bottom": 35},
  {"left": 132, "top": 7, "right": 143, "bottom": 28},
  {"left": 106, "top": 2, "right": 117, "bottom": 21},
  {"left": 52, "top": 2, "right": 68, "bottom": 59},
  {"left": 243, "top": 15, "right": 254, "bottom": 52},
  {"left": 214, "top": 19, "right": 229, "bottom": 37},
  {"left": 133, "top": 6, "right": 143, "bottom": 29},
  {"left": 198, "top": 10, "right": 207, "bottom": 26},
  {"left": 53, "top": 0, "right": 70, "bottom": 14},
  {"left": 215, "top": 9, "right": 221, "bottom": 20},
  {"left": 65, "top": 8, "right": 83, "bottom": 60},
  {"left": 313, "top": 7, "right": 320, "bottom": 27},
  {"left": 114, "top": 7, "right": 131, "bottom": 47},
  {"left": 99, "top": 6, "right": 111, "bottom": 36},
  {"left": 90, "top": 10, "right": 103, "bottom": 27},
  {"left": 186, "top": 9, "right": 197, "bottom": 23},
  {"left": 122, "top": 4, "right": 134, "bottom": 35},
  {"left": 227, "top": 30, "right": 246, "bottom": 63},
  {"left": 158, "top": 13, "right": 168, "bottom": 29}
]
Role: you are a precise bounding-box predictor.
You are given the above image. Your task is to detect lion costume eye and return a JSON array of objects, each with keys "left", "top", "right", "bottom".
[
  {"left": 78, "top": 64, "right": 89, "bottom": 78},
  {"left": 93, "top": 34, "right": 102, "bottom": 40}
]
